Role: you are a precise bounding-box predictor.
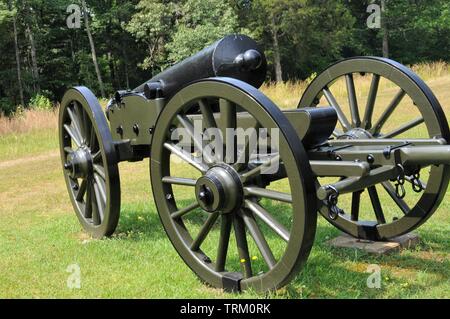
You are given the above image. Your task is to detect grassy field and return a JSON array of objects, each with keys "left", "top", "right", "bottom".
[{"left": 0, "top": 62, "right": 449, "bottom": 298}]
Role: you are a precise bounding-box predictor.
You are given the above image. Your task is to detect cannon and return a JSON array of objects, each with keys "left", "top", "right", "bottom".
[{"left": 59, "top": 34, "right": 450, "bottom": 292}]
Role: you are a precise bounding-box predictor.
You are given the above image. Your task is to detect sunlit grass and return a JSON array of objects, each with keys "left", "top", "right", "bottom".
[{"left": 0, "top": 63, "right": 449, "bottom": 298}]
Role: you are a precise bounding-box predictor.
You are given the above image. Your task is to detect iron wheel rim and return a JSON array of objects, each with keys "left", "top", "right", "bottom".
[
  {"left": 151, "top": 78, "right": 317, "bottom": 291},
  {"left": 59, "top": 87, "right": 121, "bottom": 238},
  {"left": 299, "top": 57, "right": 450, "bottom": 240}
]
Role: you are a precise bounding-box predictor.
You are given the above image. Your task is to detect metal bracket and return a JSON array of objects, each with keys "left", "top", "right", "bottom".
[
  {"left": 383, "top": 142, "right": 412, "bottom": 159},
  {"left": 222, "top": 272, "right": 243, "bottom": 293}
]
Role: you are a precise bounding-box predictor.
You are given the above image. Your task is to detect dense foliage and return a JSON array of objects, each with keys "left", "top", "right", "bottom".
[{"left": 0, "top": 0, "right": 449, "bottom": 114}]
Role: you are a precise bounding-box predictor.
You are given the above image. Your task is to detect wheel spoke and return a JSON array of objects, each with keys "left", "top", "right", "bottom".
[
  {"left": 64, "top": 124, "right": 82, "bottom": 148},
  {"left": 162, "top": 176, "right": 196, "bottom": 187},
  {"left": 240, "top": 154, "right": 280, "bottom": 183},
  {"left": 241, "top": 209, "right": 276, "bottom": 269},
  {"left": 93, "top": 173, "right": 107, "bottom": 204},
  {"left": 244, "top": 200, "right": 290, "bottom": 242},
  {"left": 219, "top": 99, "right": 237, "bottom": 133},
  {"left": 164, "top": 142, "right": 209, "bottom": 173},
  {"left": 381, "top": 117, "right": 424, "bottom": 138},
  {"left": 73, "top": 102, "right": 87, "bottom": 143},
  {"left": 323, "top": 87, "right": 352, "bottom": 131},
  {"left": 351, "top": 191, "right": 362, "bottom": 221},
  {"left": 199, "top": 99, "right": 222, "bottom": 161},
  {"left": 367, "top": 186, "right": 386, "bottom": 224},
  {"left": 171, "top": 202, "right": 200, "bottom": 219},
  {"left": 78, "top": 102, "right": 89, "bottom": 141},
  {"left": 233, "top": 123, "right": 259, "bottom": 172},
  {"left": 89, "top": 125, "right": 97, "bottom": 151},
  {"left": 190, "top": 213, "right": 219, "bottom": 251},
  {"left": 91, "top": 181, "right": 101, "bottom": 225},
  {"left": 92, "top": 150, "right": 102, "bottom": 162},
  {"left": 215, "top": 214, "right": 233, "bottom": 272},
  {"left": 362, "top": 74, "right": 380, "bottom": 130},
  {"left": 371, "top": 89, "right": 406, "bottom": 135},
  {"left": 76, "top": 179, "right": 88, "bottom": 202},
  {"left": 233, "top": 214, "right": 253, "bottom": 278},
  {"left": 244, "top": 186, "right": 292, "bottom": 203},
  {"left": 177, "top": 114, "right": 214, "bottom": 164},
  {"left": 84, "top": 181, "right": 93, "bottom": 218},
  {"left": 67, "top": 106, "right": 84, "bottom": 144},
  {"left": 345, "top": 74, "right": 361, "bottom": 127},
  {"left": 199, "top": 99, "right": 218, "bottom": 129},
  {"left": 93, "top": 181, "right": 105, "bottom": 222},
  {"left": 220, "top": 99, "right": 237, "bottom": 164},
  {"left": 381, "top": 182, "right": 410, "bottom": 215},
  {"left": 84, "top": 110, "right": 93, "bottom": 147},
  {"left": 94, "top": 164, "right": 106, "bottom": 181}
]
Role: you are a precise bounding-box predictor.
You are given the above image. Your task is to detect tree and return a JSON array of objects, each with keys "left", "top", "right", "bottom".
[
  {"left": 7, "top": 0, "right": 25, "bottom": 106},
  {"left": 166, "top": 0, "right": 239, "bottom": 64},
  {"left": 381, "top": 0, "right": 389, "bottom": 58},
  {"left": 82, "top": 0, "right": 105, "bottom": 98},
  {"left": 18, "top": 0, "right": 41, "bottom": 93},
  {"left": 127, "top": 0, "right": 240, "bottom": 73},
  {"left": 243, "top": 0, "right": 355, "bottom": 81},
  {"left": 250, "top": 0, "right": 298, "bottom": 82},
  {"left": 125, "top": 0, "right": 178, "bottom": 73}
]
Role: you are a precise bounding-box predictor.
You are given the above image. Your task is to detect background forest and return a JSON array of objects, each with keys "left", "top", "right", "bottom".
[{"left": 0, "top": 0, "right": 449, "bottom": 114}]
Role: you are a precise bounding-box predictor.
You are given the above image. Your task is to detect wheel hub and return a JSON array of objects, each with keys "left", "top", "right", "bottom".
[
  {"left": 338, "top": 128, "right": 373, "bottom": 140},
  {"left": 195, "top": 164, "right": 243, "bottom": 214},
  {"left": 64, "top": 146, "right": 93, "bottom": 179}
]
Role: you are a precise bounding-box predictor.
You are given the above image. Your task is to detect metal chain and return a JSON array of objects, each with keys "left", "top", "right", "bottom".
[
  {"left": 395, "top": 164, "right": 406, "bottom": 199},
  {"left": 411, "top": 172, "right": 424, "bottom": 193},
  {"left": 327, "top": 187, "right": 342, "bottom": 220}
]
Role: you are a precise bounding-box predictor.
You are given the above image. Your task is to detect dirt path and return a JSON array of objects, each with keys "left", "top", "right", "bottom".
[{"left": 0, "top": 150, "right": 59, "bottom": 170}]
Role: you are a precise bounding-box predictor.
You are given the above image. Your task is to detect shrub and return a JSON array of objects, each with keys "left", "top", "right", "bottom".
[
  {"left": 29, "top": 93, "right": 53, "bottom": 111},
  {"left": 0, "top": 98, "right": 16, "bottom": 116}
]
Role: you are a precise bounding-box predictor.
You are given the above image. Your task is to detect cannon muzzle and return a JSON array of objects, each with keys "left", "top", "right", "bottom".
[{"left": 135, "top": 34, "right": 267, "bottom": 99}]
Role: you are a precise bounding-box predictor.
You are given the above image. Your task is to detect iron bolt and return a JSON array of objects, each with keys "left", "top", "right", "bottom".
[
  {"left": 133, "top": 124, "right": 140, "bottom": 136},
  {"left": 202, "top": 256, "right": 212, "bottom": 263}
]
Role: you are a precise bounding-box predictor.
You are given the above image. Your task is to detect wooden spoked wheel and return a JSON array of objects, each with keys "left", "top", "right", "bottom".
[
  {"left": 59, "top": 87, "right": 121, "bottom": 238},
  {"left": 299, "top": 57, "right": 450, "bottom": 240},
  {"left": 150, "top": 78, "right": 317, "bottom": 292}
]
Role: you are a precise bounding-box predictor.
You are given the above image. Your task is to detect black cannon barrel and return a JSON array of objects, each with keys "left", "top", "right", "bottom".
[{"left": 135, "top": 34, "right": 267, "bottom": 99}]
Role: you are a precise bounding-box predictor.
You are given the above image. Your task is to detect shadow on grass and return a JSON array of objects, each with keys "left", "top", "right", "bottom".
[
  {"left": 115, "top": 199, "right": 208, "bottom": 241},
  {"left": 115, "top": 203, "right": 166, "bottom": 241},
  {"left": 113, "top": 199, "right": 447, "bottom": 297}
]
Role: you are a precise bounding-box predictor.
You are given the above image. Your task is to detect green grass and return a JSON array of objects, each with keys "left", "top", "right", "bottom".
[
  {"left": 0, "top": 72, "right": 449, "bottom": 298},
  {"left": 0, "top": 128, "right": 58, "bottom": 162}
]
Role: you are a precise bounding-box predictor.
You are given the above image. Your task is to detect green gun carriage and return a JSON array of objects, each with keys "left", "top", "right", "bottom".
[{"left": 59, "top": 35, "right": 450, "bottom": 292}]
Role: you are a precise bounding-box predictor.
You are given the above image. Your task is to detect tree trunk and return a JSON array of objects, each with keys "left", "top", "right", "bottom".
[
  {"left": 381, "top": 0, "right": 389, "bottom": 58},
  {"left": 26, "top": 24, "right": 40, "bottom": 93},
  {"left": 108, "top": 51, "right": 119, "bottom": 90},
  {"left": 81, "top": 0, "right": 106, "bottom": 98},
  {"left": 122, "top": 46, "right": 130, "bottom": 89},
  {"left": 271, "top": 18, "right": 283, "bottom": 83},
  {"left": 12, "top": 13, "right": 25, "bottom": 106}
]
